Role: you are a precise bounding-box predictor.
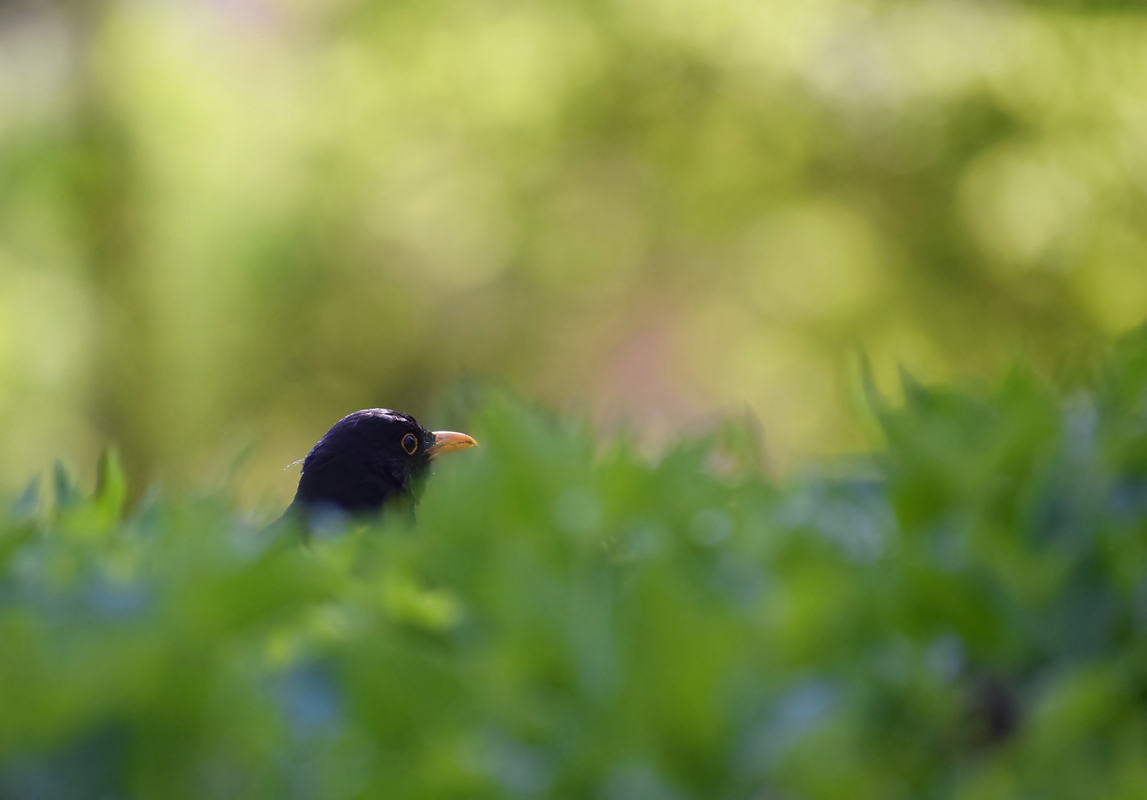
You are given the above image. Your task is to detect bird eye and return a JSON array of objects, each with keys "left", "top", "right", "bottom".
[{"left": 401, "top": 433, "right": 418, "bottom": 455}]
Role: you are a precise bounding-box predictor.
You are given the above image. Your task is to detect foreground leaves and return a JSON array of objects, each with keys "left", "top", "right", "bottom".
[{"left": 7, "top": 336, "right": 1147, "bottom": 799}]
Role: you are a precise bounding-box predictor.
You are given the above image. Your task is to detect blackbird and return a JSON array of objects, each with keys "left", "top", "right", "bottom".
[{"left": 284, "top": 408, "right": 477, "bottom": 522}]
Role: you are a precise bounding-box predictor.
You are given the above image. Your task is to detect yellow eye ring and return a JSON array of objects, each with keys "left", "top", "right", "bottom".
[{"left": 401, "top": 433, "right": 418, "bottom": 455}]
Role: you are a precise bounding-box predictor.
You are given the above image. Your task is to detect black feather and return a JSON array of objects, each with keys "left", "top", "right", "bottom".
[{"left": 284, "top": 409, "right": 438, "bottom": 522}]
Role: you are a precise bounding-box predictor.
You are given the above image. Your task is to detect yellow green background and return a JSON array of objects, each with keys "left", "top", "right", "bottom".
[{"left": 2, "top": 0, "right": 1144, "bottom": 504}]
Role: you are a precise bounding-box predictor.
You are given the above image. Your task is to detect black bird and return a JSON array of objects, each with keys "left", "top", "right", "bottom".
[{"left": 284, "top": 409, "right": 477, "bottom": 522}]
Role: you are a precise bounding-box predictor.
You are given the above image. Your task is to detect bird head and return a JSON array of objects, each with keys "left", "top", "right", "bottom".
[{"left": 291, "top": 409, "right": 477, "bottom": 518}]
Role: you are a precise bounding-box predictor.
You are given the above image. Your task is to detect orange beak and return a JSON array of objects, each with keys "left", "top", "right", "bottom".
[{"left": 428, "top": 431, "right": 479, "bottom": 459}]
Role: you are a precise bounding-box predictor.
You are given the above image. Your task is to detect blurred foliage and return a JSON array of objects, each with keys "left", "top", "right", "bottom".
[
  {"left": 4, "top": 0, "right": 1147, "bottom": 498},
  {"left": 7, "top": 333, "right": 1147, "bottom": 798}
]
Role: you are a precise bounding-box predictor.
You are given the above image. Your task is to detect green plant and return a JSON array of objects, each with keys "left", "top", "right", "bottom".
[{"left": 6, "top": 334, "right": 1147, "bottom": 799}]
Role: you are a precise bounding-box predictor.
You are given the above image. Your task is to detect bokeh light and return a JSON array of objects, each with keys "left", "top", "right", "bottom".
[{"left": 2, "top": 0, "right": 1145, "bottom": 504}]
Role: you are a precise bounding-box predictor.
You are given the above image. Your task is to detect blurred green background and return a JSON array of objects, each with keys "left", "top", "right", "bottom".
[{"left": 3, "top": 0, "right": 1146, "bottom": 502}]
